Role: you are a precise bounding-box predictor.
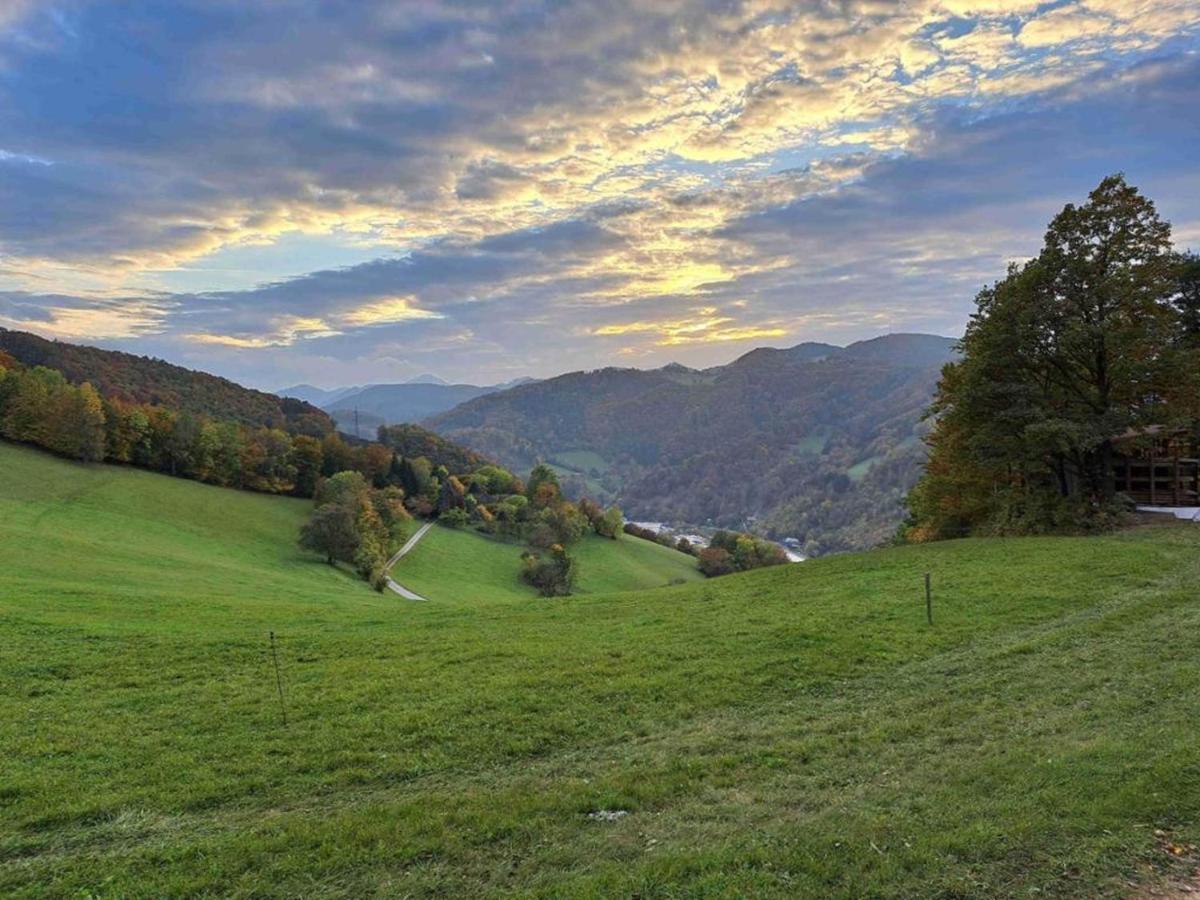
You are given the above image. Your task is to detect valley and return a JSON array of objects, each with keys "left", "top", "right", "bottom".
[
  {"left": 426, "top": 334, "right": 958, "bottom": 555},
  {"left": 4, "top": 4, "right": 1200, "bottom": 896},
  {"left": 3, "top": 441, "right": 1200, "bottom": 896}
]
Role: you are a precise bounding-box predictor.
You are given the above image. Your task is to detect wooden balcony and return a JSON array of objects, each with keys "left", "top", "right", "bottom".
[{"left": 1114, "top": 456, "right": 1200, "bottom": 507}]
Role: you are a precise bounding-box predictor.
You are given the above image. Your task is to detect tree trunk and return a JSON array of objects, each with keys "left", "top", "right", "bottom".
[{"left": 1099, "top": 439, "right": 1115, "bottom": 502}]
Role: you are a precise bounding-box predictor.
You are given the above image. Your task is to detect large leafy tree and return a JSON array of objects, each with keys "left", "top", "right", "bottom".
[{"left": 909, "top": 175, "right": 1199, "bottom": 539}]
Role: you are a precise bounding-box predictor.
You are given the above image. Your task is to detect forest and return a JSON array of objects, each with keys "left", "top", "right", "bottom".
[
  {"left": 0, "top": 353, "right": 481, "bottom": 501},
  {"left": 0, "top": 327, "right": 330, "bottom": 434}
]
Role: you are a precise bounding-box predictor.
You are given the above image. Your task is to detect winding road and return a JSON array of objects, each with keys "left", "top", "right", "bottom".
[{"left": 384, "top": 521, "right": 434, "bottom": 601}]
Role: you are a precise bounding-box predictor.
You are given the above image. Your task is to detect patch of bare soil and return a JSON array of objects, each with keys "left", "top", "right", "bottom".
[{"left": 1126, "top": 831, "right": 1200, "bottom": 898}]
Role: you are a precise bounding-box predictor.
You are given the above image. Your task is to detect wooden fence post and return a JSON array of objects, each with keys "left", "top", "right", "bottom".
[{"left": 269, "top": 631, "right": 288, "bottom": 726}]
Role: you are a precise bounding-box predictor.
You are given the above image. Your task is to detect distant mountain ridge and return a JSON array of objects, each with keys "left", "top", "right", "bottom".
[
  {"left": 282, "top": 376, "right": 538, "bottom": 435},
  {"left": 425, "top": 333, "right": 959, "bottom": 554},
  {"left": 276, "top": 383, "right": 363, "bottom": 407}
]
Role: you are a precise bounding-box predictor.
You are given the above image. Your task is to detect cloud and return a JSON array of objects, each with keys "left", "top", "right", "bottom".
[{"left": 0, "top": 1, "right": 1196, "bottom": 386}]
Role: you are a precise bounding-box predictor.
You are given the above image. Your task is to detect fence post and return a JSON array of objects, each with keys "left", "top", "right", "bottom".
[{"left": 269, "top": 631, "right": 288, "bottom": 726}]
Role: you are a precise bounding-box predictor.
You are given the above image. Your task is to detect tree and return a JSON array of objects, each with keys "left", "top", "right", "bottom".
[
  {"left": 315, "top": 470, "right": 371, "bottom": 508},
  {"left": 1, "top": 366, "right": 60, "bottom": 446},
  {"left": 371, "top": 485, "right": 411, "bottom": 540},
  {"left": 526, "top": 463, "right": 560, "bottom": 507},
  {"left": 472, "top": 464, "right": 518, "bottom": 495},
  {"left": 358, "top": 443, "right": 393, "bottom": 488},
  {"left": 398, "top": 455, "right": 433, "bottom": 498},
  {"left": 290, "top": 435, "right": 324, "bottom": 497},
  {"left": 299, "top": 503, "right": 360, "bottom": 565},
  {"left": 908, "top": 174, "right": 1193, "bottom": 539},
  {"left": 320, "top": 433, "right": 355, "bottom": 476},
  {"left": 597, "top": 505, "right": 624, "bottom": 539},
  {"left": 1175, "top": 252, "right": 1200, "bottom": 348},
  {"left": 529, "top": 501, "right": 588, "bottom": 548},
  {"left": 437, "top": 475, "right": 467, "bottom": 513}
]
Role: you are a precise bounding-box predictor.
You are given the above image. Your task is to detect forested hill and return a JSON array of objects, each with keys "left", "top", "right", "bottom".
[
  {"left": 425, "top": 333, "right": 959, "bottom": 554},
  {"left": 0, "top": 328, "right": 331, "bottom": 435}
]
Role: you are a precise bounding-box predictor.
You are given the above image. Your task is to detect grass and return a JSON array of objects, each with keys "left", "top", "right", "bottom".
[
  {"left": 848, "top": 454, "right": 884, "bottom": 481},
  {"left": 545, "top": 460, "right": 608, "bottom": 498},
  {"left": 549, "top": 449, "right": 611, "bottom": 474},
  {"left": 394, "top": 524, "right": 702, "bottom": 604},
  {"left": 2, "top": 440, "right": 1200, "bottom": 897},
  {"left": 791, "top": 428, "right": 830, "bottom": 455}
]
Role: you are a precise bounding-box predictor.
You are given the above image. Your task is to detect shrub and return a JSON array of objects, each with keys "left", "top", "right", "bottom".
[
  {"left": 520, "top": 544, "right": 577, "bottom": 596},
  {"left": 440, "top": 507, "right": 470, "bottom": 528},
  {"left": 698, "top": 547, "right": 735, "bottom": 577},
  {"left": 596, "top": 506, "right": 624, "bottom": 539}
]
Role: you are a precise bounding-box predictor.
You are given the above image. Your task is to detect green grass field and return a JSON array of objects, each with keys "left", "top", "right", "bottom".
[
  {"left": 394, "top": 524, "right": 702, "bottom": 604},
  {"left": 847, "top": 454, "right": 884, "bottom": 482},
  {"left": 549, "top": 450, "right": 611, "bottom": 474},
  {"left": 790, "top": 428, "right": 830, "bottom": 456},
  {"left": 2, "top": 441, "right": 1200, "bottom": 897}
]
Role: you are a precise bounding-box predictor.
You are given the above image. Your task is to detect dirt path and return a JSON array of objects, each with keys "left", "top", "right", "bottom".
[{"left": 384, "top": 521, "right": 434, "bottom": 601}]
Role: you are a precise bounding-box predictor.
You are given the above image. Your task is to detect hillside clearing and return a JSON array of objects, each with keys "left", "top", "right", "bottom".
[
  {"left": 2, "top": 441, "right": 1199, "bottom": 897},
  {"left": 392, "top": 522, "right": 703, "bottom": 604}
]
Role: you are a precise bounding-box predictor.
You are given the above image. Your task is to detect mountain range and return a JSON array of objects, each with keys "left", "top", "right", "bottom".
[
  {"left": 280, "top": 376, "right": 536, "bottom": 436},
  {"left": 2, "top": 324, "right": 958, "bottom": 554},
  {"left": 425, "top": 334, "right": 959, "bottom": 554}
]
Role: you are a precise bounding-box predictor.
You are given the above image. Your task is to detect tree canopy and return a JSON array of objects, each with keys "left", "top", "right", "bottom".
[{"left": 908, "top": 175, "right": 1200, "bottom": 540}]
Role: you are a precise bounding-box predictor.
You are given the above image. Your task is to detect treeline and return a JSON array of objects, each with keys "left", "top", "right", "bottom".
[
  {"left": 907, "top": 175, "right": 1200, "bottom": 540},
  {"left": 621, "top": 523, "right": 787, "bottom": 577},
  {"left": 377, "top": 424, "right": 490, "bottom": 473},
  {"left": 697, "top": 531, "right": 788, "bottom": 577},
  {"left": 0, "top": 356, "right": 484, "bottom": 501},
  {"left": 623, "top": 522, "right": 702, "bottom": 556},
  {"left": 0, "top": 327, "right": 330, "bottom": 434}
]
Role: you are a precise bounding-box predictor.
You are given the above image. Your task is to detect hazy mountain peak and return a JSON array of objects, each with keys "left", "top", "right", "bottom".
[
  {"left": 726, "top": 341, "right": 841, "bottom": 369},
  {"left": 838, "top": 333, "right": 959, "bottom": 367},
  {"left": 406, "top": 373, "right": 449, "bottom": 385}
]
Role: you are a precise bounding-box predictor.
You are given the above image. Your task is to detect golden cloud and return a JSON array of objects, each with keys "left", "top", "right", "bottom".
[
  {"left": 592, "top": 308, "right": 787, "bottom": 347},
  {"left": 340, "top": 296, "right": 444, "bottom": 326}
]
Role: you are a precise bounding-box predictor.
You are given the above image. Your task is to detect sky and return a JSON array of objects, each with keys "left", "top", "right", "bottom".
[{"left": 0, "top": 1, "right": 1198, "bottom": 390}]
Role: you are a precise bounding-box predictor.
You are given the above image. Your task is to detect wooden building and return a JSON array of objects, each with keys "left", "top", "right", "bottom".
[{"left": 1113, "top": 426, "right": 1200, "bottom": 507}]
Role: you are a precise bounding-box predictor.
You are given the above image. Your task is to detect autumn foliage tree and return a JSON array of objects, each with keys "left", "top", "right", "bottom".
[{"left": 908, "top": 175, "right": 1200, "bottom": 540}]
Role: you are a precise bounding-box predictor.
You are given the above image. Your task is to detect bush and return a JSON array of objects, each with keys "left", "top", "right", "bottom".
[
  {"left": 440, "top": 507, "right": 470, "bottom": 528},
  {"left": 698, "top": 547, "right": 735, "bottom": 577},
  {"left": 706, "top": 530, "right": 789, "bottom": 574},
  {"left": 520, "top": 544, "right": 577, "bottom": 596}
]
